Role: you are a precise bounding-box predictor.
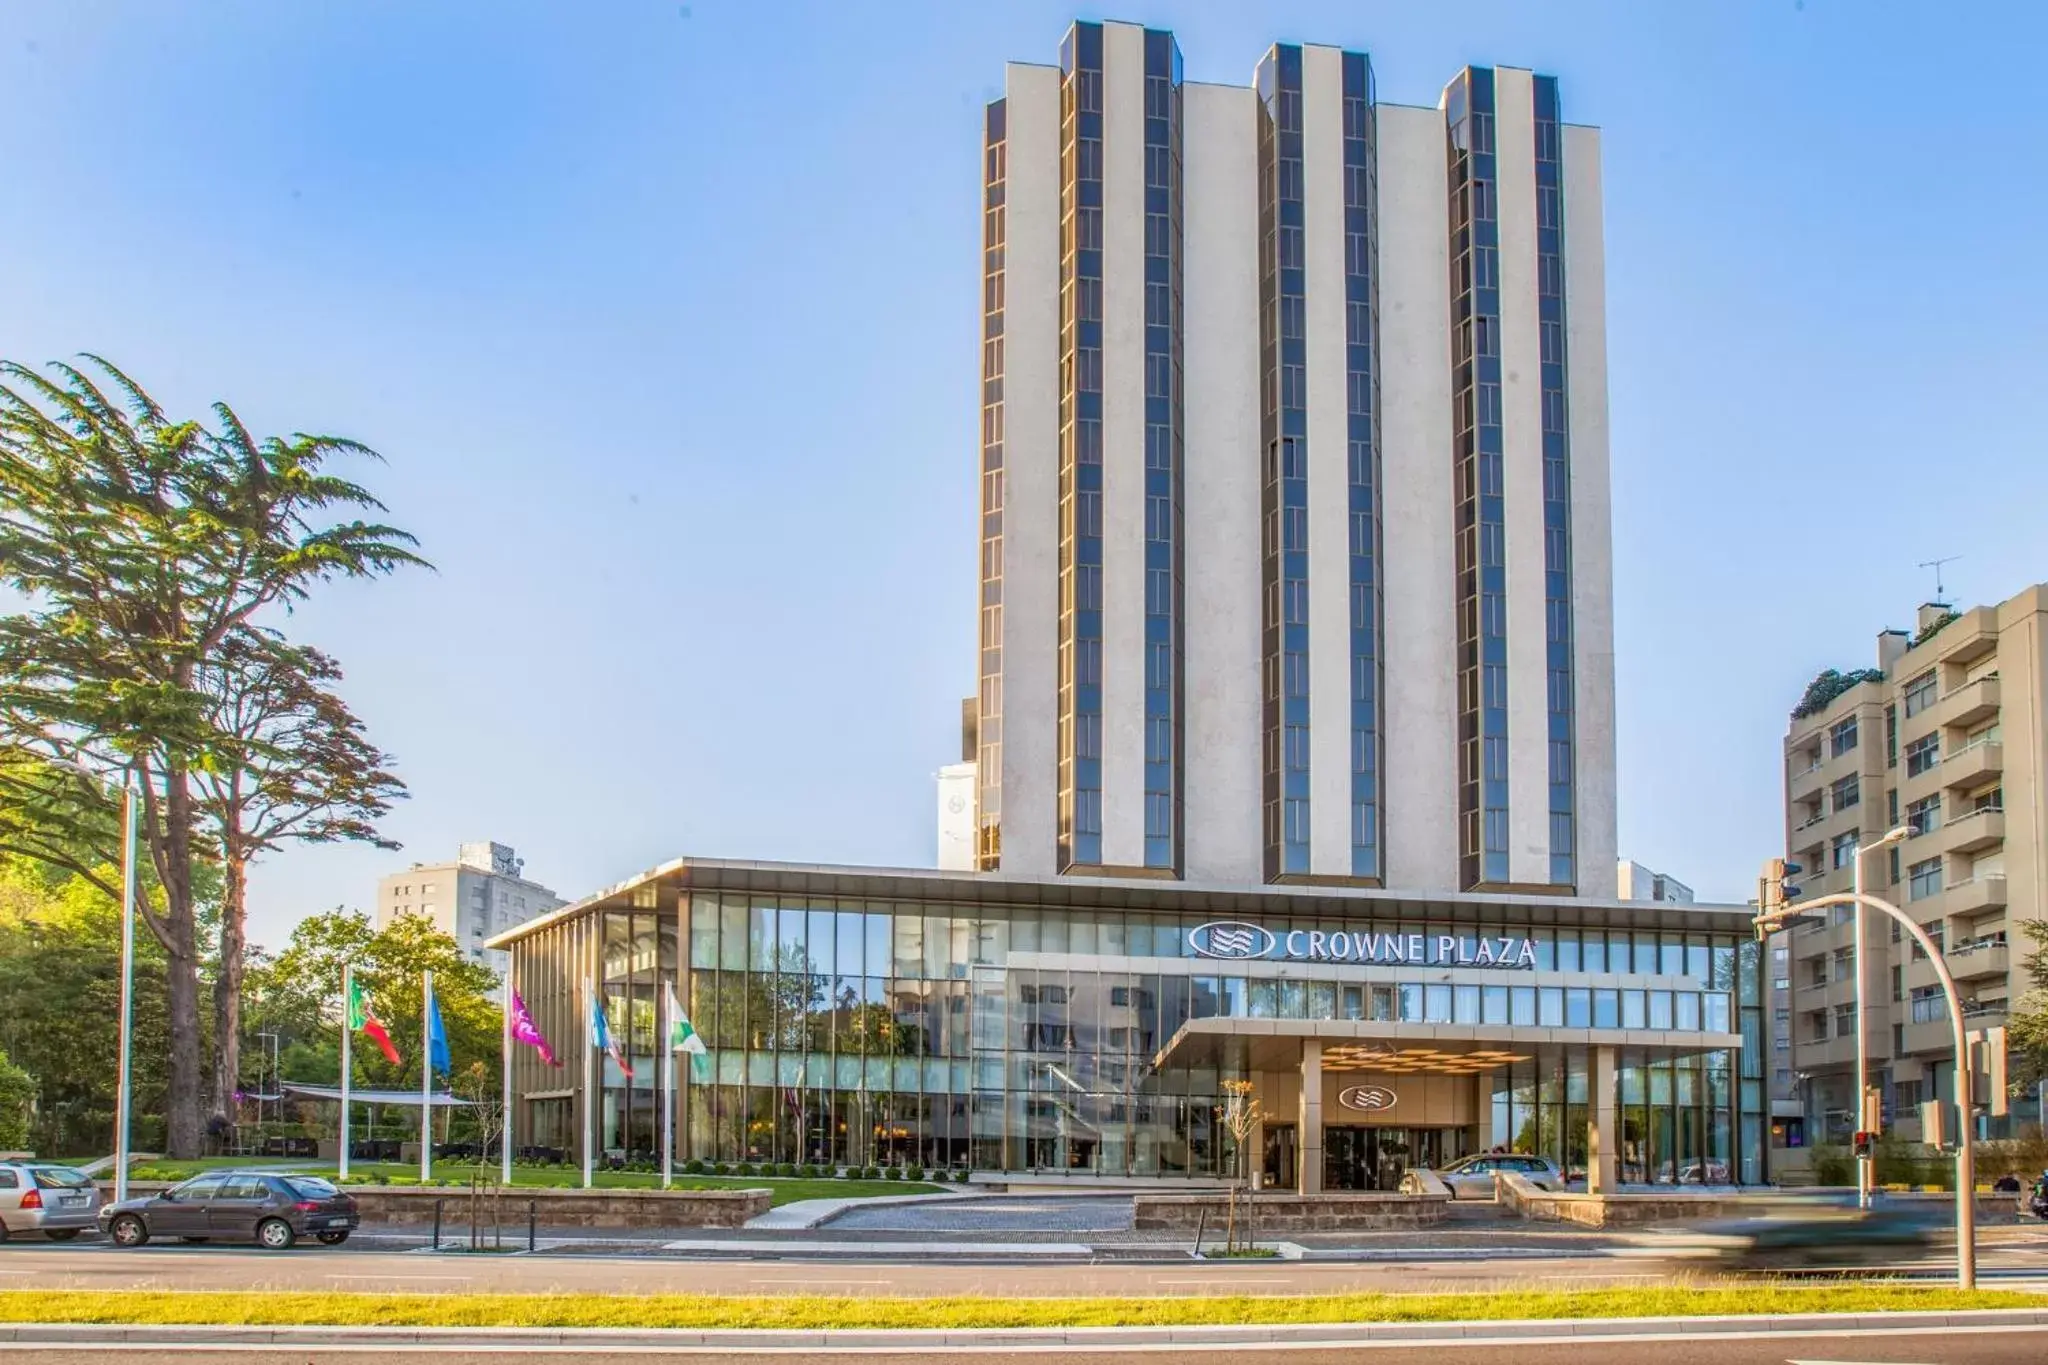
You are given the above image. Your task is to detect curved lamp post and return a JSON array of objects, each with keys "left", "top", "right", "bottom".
[{"left": 1755, "top": 885, "right": 1976, "bottom": 1289}]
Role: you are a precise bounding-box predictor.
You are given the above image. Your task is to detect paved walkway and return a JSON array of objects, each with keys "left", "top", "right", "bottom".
[{"left": 827, "top": 1195, "right": 1134, "bottom": 1235}]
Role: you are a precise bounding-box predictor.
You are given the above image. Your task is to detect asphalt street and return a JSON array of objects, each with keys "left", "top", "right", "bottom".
[
  {"left": 3, "top": 1240, "right": 2048, "bottom": 1294},
  {"left": 5, "top": 1325, "right": 2048, "bottom": 1362}
]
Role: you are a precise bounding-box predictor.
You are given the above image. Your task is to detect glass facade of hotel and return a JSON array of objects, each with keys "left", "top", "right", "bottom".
[{"left": 502, "top": 868, "right": 1771, "bottom": 1185}]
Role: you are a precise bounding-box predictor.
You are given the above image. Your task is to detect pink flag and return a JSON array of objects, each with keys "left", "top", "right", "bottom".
[{"left": 509, "top": 989, "right": 560, "bottom": 1066}]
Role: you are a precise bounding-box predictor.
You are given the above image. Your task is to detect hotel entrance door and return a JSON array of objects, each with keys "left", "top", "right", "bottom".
[{"left": 1324, "top": 1127, "right": 1468, "bottom": 1190}]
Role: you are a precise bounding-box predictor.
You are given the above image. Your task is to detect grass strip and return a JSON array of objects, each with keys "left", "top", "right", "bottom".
[{"left": 0, "top": 1286, "right": 2040, "bottom": 1331}]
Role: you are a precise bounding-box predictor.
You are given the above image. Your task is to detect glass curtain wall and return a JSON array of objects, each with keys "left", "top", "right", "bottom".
[{"left": 656, "top": 893, "right": 1763, "bottom": 1180}]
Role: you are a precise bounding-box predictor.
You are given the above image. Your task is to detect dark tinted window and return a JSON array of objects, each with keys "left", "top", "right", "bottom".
[
  {"left": 169, "top": 1174, "right": 227, "bottom": 1201},
  {"left": 29, "top": 1167, "right": 91, "bottom": 1189},
  {"left": 284, "top": 1177, "right": 338, "bottom": 1200},
  {"left": 0, "top": 1170, "right": 17, "bottom": 1189},
  {"left": 218, "top": 1177, "right": 270, "bottom": 1200}
]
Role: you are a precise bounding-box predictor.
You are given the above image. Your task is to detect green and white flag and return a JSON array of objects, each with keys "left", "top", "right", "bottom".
[{"left": 666, "top": 982, "right": 708, "bottom": 1056}]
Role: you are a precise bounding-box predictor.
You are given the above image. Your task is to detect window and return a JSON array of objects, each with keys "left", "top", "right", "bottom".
[
  {"left": 0, "top": 1171, "right": 15, "bottom": 1190},
  {"left": 1906, "top": 793, "right": 1941, "bottom": 836},
  {"left": 1905, "top": 733, "right": 1939, "bottom": 777},
  {"left": 1885, "top": 704, "right": 1898, "bottom": 768},
  {"left": 1829, "top": 716, "right": 1859, "bottom": 756},
  {"left": 1890, "top": 965, "right": 1902, "bottom": 1002},
  {"left": 1831, "top": 947, "right": 1852, "bottom": 979},
  {"left": 1894, "top": 1079, "right": 1922, "bottom": 1110},
  {"left": 1808, "top": 958, "right": 1829, "bottom": 988},
  {"left": 1834, "top": 1004, "right": 1855, "bottom": 1038},
  {"left": 1902, "top": 670, "right": 1937, "bottom": 717},
  {"left": 1830, "top": 774, "right": 1860, "bottom": 811},
  {"left": 1907, "top": 856, "right": 1943, "bottom": 901},
  {"left": 1831, "top": 830, "right": 1858, "bottom": 869},
  {"left": 1909, "top": 986, "right": 1943, "bottom": 1024}
]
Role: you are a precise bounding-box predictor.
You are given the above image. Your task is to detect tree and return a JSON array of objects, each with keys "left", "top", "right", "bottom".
[
  {"left": 2006, "top": 918, "right": 2048, "bottom": 1106},
  {"left": 0, "top": 356, "right": 425, "bottom": 1156},
  {"left": 0, "top": 852, "right": 173, "bottom": 1155},
  {"left": 248, "top": 908, "right": 501, "bottom": 1094},
  {"left": 192, "top": 628, "right": 405, "bottom": 1122},
  {"left": 0, "top": 1045, "right": 35, "bottom": 1151}
]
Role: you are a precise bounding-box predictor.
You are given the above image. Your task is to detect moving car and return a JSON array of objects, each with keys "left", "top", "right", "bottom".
[
  {"left": 1661, "top": 1192, "right": 1941, "bottom": 1270},
  {"left": 1432, "top": 1153, "right": 1565, "bottom": 1198},
  {"left": 0, "top": 1162, "right": 102, "bottom": 1241},
  {"left": 98, "top": 1171, "right": 359, "bottom": 1250}
]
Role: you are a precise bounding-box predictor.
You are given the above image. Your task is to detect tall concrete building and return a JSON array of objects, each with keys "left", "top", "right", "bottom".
[
  {"left": 1782, "top": 586, "right": 2047, "bottom": 1144},
  {"left": 973, "top": 20, "right": 1615, "bottom": 896},
  {"left": 378, "top": 842, "right": 565, "bottom": 981}
]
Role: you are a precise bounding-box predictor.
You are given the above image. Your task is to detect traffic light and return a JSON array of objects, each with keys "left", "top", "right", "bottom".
[
  {"left": 1853, "top": 1130, "right": 1876, "bottom": 1158},
  {"left": 1758, "top": 857, "right": 1804, "bottom": 914},
  {"left": 1920, "top": 1098, "right": 1951, "bottom": 1151},
  {"left": 1971, "top": 1026, "right": 2009, "bottom": 1119}
]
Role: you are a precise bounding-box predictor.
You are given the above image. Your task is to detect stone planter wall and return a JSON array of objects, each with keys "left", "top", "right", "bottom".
[
  {"left": 1133, "top": 1191, "right": 1450, "bottom": 1233},
  {"left": 111, "top": 1182, "right": 769, "bottom": 1229}
]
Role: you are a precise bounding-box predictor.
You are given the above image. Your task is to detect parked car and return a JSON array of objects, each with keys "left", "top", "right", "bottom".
[
  {"left": 1431, "top": 1153, "right": 1565, "bottom": 1198},
  {"left": 98, "top": 1171, "right": 359, "bottom": 1250},
  {"left": 0, "top": 1162, "right": 102, "bottom": 1241},
  {"left": 1665, "top": 1192, "right": 1940, "bottom": 1270}
]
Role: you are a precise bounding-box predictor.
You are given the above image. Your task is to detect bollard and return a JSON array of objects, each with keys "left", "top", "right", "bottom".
[
  {"left": 527, "top": 1199, "right": 537, "bottom": 1253},
  {"left": 431, "top": 1198, "right": 443, "bottom": 1251},
  {"left": 1192, "top": 1205, "right": 1207, "bottom": 1260}
]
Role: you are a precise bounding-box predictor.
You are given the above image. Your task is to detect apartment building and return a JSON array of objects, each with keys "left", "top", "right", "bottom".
[
  {"left": 1782, "top": 586, "right": 2047, "bottom": 1144},
  {"left": 377, "top": 841, "right": 565, "bottom": 983}
]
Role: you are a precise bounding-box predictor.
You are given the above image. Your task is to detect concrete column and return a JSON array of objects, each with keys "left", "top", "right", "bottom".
[
  {"left": 1589, "top": 1046, "right": 1618, "bottom": 1194},
  {"left": 1474, "top": 1073, "right": 1495, "bottom": 1151},
  {"left": 1298, "top": 1040, "right": 1324, "bottom": 1196}
]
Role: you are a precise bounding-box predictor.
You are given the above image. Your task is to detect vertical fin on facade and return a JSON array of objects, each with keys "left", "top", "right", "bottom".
[{"left": 977, "top": 97, "right": 1009, "bottom": 870}]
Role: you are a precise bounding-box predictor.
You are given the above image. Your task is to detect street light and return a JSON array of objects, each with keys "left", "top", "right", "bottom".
[
  {"left": 1755, "top": 872, "right": 1977, "bottom": 1290},
  {"left": 48, "top": 758, "right": 140, "bottom": 1205},
  {"left": 1852, "top": 824, "right": 1912, "bottom": 1210}
]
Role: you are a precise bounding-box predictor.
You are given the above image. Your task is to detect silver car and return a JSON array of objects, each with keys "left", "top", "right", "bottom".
[
  {"left": 0, "top": 1163, "right": 102, "bottom": 1240},
  {"left": 1435, "top": 1152, "right": 1565, "bottom": 1198}
]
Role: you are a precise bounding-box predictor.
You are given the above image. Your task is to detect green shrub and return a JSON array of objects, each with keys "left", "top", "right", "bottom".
[
  {"left": 780, "top": 1162, "right": 797, "bottom": 1178},
  {"left": 1810, "top": 1144, "right": 1854, "bottom": 1187},
  {"left": 884, "top": 1167, "right": 902, "bottom": 1182},
  {"left": 713, "top": 1163, "right": 731, "bottom": 1177},
  {"left": 838, "top": 1166, "right": 859, "bottom": 1180},
  {"left": 953, "top": 1169, "right": 971, "bottom": 1184},
  {"left": 907, "top": 1166, "right": 925, "bottom": 1182},
  {"left": 683, "top": 1159, "right": 705, "bottom": 1175}
]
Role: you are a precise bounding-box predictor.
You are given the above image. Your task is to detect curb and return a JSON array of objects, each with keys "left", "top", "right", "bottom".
[{"left": 3, "top": 1310, "right": 2048, "bottom": 1351}]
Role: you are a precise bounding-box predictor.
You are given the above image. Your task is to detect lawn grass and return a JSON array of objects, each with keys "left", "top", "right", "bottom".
[
  {"left": 120, "top": 1162, "right": 942, "bottom": 1208},
  {"left": 0, "top": 1285, "right": 2037, "bottom": 1331}
]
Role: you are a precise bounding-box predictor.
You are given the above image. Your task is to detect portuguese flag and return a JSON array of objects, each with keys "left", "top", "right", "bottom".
[{"left": 347, "top": 974, "right": 402, "bottom": 1066}]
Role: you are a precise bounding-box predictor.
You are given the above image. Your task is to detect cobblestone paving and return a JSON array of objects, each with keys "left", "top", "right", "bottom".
[{"left": 828, "top": 1196, "right": 1136, "bottom": 1234}]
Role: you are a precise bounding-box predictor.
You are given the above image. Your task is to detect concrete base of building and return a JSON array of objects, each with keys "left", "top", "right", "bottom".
[
  {"left": 121, "top": 1182, "right": 771, "bottom": 1229},
  {"left": 1132, "top": 1191, "right": 1451, "bottom": 1233}
]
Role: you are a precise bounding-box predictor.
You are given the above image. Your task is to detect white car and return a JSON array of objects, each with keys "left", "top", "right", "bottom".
[
  {"left": 0, "top": 1163, "right": 102, "bottom": 1240},
  {"left": 1433, "top": 1153, "right": 1565, "bottom": 1198}
]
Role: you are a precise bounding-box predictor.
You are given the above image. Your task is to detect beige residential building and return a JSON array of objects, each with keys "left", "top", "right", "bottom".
[
  {"left": 1782, "top": 585, "right": 2046, "bottom": 1145},
  {"left": 377, "top": 841, "right": 565, "bottom": 985}
]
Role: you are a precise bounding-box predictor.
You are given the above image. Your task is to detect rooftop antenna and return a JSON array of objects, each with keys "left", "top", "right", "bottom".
[{"left": 1918, "top": 555, "right": 1961, "bottom": 601}]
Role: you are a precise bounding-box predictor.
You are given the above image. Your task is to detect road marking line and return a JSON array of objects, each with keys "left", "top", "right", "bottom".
[{"left": 326, "top": 1274, "right": 473, "bottom": 1282}]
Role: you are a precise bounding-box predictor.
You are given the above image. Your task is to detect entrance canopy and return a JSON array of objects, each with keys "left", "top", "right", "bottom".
[
  {"left": 1151, "top": 1017, "right": 1744, "bottom": 1073},
  {"left": 281, "top": 1083, "right": 472, "bottom": 1108}
]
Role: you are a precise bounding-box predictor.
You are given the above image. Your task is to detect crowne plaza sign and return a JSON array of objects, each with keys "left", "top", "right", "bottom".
[{"left": 1187, "top": 921, "right": 1538, "bottom": 969}]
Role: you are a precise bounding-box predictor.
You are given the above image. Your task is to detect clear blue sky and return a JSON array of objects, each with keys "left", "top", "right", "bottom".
[{"left": 4, "top": 1, "right": 2044, "bottom": 943}]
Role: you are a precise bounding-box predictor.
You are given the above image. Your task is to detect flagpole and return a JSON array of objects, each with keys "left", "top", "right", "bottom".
[
  {"left": 338, "top": 964, "right": 353, "bottom": 1182},
  {"left": 419, "top": 969, "right": 432, "bottom": 1184},
  {"left": 501, "top": 963, "right": 514, "bottom": 1187},
  {"left": 582, "top": 977, "right": 595, "bottom": 1190},
  {"left": 661, "top": 988, "right": 674, "bottom": 1190}
]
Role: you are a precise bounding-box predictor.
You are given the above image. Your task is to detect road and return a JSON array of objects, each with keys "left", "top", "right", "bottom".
[
  {"left": 3, "top": 1239, "right": 2048, "bottom": 1295},
  {"left": 4, "top": 1325, "right": 2048, "bottom": 1362}
]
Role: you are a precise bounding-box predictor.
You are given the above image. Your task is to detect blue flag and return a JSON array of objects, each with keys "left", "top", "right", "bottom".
[{"left": 426, "top": 982, "right": 451, "bottom": 1078}]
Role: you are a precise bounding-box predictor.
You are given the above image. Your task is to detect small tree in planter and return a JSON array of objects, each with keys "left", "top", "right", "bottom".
[{"left": 1218, "top": 1079, "right": 1265, "bottom": 1255}]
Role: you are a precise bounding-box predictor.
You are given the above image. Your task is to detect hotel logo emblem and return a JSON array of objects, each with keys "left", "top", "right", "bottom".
[
  {"left": 1188, "top": 921, "right": 1278, "bottom": 961},
  {"left": 1337, "top": 1085, "right": 1399, "bottom": 1113}
]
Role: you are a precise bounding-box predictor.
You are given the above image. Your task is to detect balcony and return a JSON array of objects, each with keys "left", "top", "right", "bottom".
[
  {"left": 1946, "top": 874, "right": 2007, "bottom": 916},
  {"left": 1900, "top": 1017, "right": 1955, "bottom": 1057},
  {"left": 1934, "top": 674, "right": 2000, "bottom": 729},
  {"left": 1948, "top": 941, "right": 2009, "bottom": 983},
  {"left": 1940, "top": 738, "right": 2003, "bottom": 792},
  {"left": 1943, "top": 804, "right": 2005, "bottom": 853},
  {"left": 1932, "top": 607, "right": 1998, "bottom": 667}
]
